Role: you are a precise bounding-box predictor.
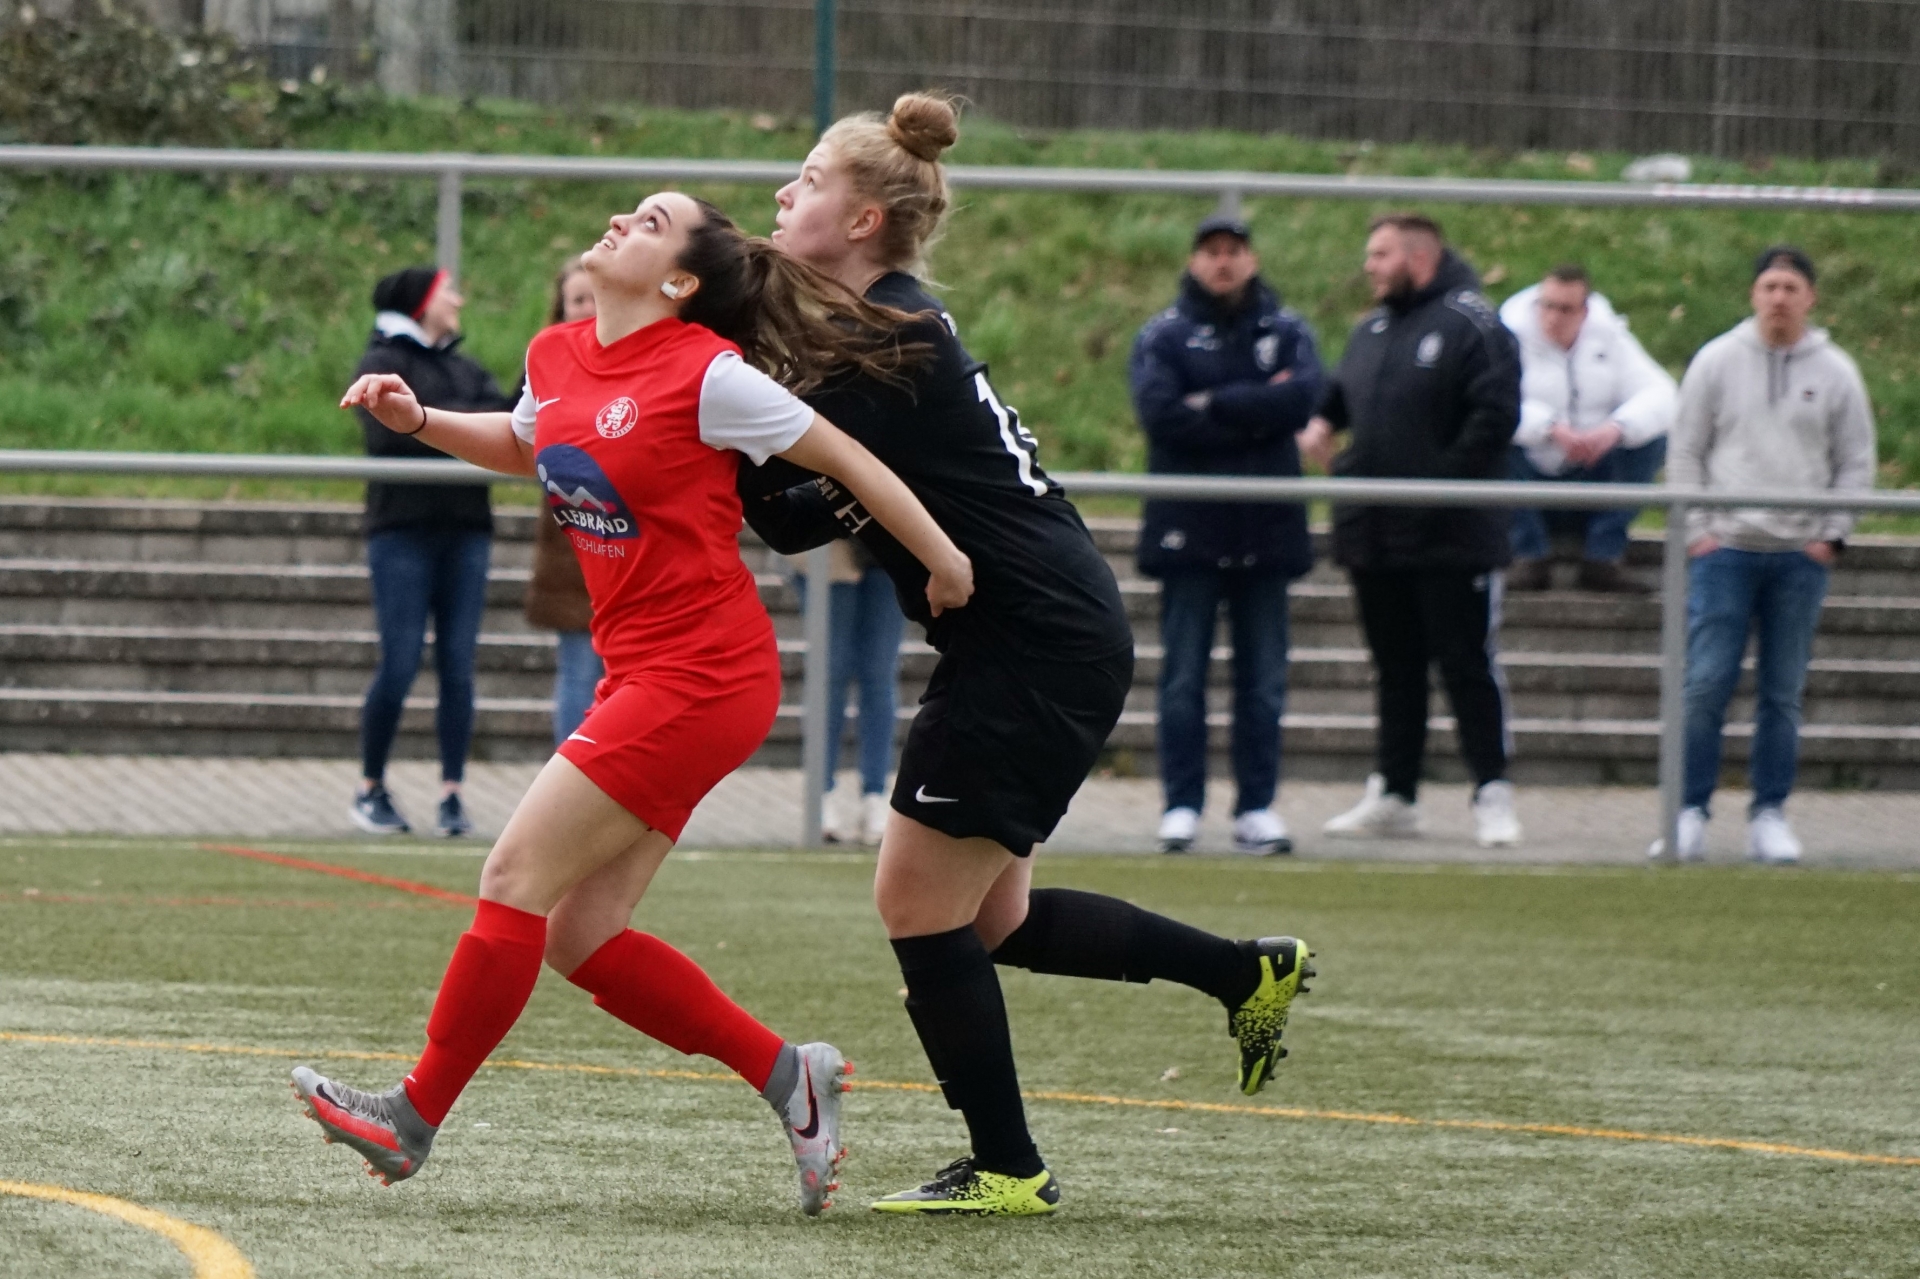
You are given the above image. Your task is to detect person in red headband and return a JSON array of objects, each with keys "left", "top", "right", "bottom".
[{"left": 348, "top": 265, "right": 510, "bottom": 839}]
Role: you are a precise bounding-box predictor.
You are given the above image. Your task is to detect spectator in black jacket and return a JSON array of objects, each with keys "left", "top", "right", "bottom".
[
  {"left": 1298, "top": 213, "right": 1523, "bottom": 848},
  {"left": 1130, "top": 211, "right": 1324, "bottom": 856},
  {"left": 347, "top": 266, "right": 513, "bottom": 839}
]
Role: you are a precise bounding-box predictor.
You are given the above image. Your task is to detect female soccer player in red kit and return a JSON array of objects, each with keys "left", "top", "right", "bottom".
[{"left": 293, "top": 191, "right": 973, "bottom": 1217}]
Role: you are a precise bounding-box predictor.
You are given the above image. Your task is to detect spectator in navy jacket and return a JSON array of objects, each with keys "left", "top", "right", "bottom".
[{"left": 1130, "top": 211, "right": 1323, "bottom": 856}]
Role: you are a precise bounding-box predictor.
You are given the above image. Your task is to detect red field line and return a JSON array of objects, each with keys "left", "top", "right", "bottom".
[{"left": 201, "top": 843, "right": 479, "bottom": 906}]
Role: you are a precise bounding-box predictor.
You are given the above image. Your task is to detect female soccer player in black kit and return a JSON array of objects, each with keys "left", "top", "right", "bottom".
[{"left": 741, "top": 93, "right": 1318, "bottom": 1215}]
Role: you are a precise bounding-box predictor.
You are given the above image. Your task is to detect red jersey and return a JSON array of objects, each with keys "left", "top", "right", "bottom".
[{"left": 516, "top": 317, "right": 812, "bottom": 676}]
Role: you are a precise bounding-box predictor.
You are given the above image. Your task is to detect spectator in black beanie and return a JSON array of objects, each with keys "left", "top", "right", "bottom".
[{"left": 348, "top": 266, "right": 513, "bottom": 839}]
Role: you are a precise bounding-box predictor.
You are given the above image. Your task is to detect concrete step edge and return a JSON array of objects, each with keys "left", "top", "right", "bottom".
[{"left": 9, "top": 687, "right": 1920, "bottom": 741}]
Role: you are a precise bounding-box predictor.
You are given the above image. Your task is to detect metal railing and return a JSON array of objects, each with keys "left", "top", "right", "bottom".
[
  {"left": 3, "top": 144, "right": 1918, "bottom": 286},
  {"left": 4, "top": 143, "right": 1915, "bottom": 845},
  {"left": 3, "top": 448, "right": 1912, "bottom": 856}
]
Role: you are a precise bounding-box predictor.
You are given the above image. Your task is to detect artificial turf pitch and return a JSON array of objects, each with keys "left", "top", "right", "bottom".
[{"left": 2, "top": 839, "right": 1915, "bottom": 1277}]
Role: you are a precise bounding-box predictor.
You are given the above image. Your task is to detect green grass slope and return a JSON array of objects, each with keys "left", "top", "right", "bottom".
[
  {"left": 3, "top": 97, "right": 1919, "bottom": 499},
  {"left": 1, "top": 840, "right": 1917, "bottom": 1276}
]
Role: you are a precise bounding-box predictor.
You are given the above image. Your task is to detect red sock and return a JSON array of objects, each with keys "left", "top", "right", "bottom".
[
  {"left": 567, "top": 930, "right": 784, "bottom": 1090},
  {"left": 403, "top": 899, "right": 547, "bottom": 1126}
]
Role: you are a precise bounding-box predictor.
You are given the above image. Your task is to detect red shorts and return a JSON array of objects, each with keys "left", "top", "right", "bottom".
[{"left": 557, "top": 619, "right": 781, "bottom": 842}]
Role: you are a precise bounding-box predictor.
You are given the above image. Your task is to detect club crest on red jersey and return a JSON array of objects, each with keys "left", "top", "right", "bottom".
[
  {"left": 596, "top": 397, "right": 639, "bottom": 439},
  {"left": 536, "top": 444, "right": 638, "bottom": 541}
]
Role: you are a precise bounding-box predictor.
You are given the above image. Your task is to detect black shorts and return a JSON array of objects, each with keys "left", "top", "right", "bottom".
[{"left": 891, "top": 640, "right": 1133, "bottom": 857}]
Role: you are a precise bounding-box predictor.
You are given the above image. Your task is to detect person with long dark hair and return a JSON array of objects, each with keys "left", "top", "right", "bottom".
[
  {"left": 742, "top": 93, "right": 1317, "bottom": 1215},
  {"left": 292, "top": 191, "right": 973, "bottom": 1218}
]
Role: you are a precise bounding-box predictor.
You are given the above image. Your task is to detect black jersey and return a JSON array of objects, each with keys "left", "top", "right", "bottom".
[{"left": 738, "top": 272, "right": 1132, "bottom": 663}]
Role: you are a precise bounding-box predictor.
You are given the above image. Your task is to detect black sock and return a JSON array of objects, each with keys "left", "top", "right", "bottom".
[
  {"left": 891, "top": 926, "right": 1044, "bottom": 1179},
  {"left": 990, "top": 888, "right": 1262, "bottom": 1010}
]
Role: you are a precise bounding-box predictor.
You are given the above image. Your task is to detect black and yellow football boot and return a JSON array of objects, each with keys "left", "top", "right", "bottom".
[
  {"left": 1229, "top": 936, "right": 1315, "bottom": 1096},
  {"left": 870, "top": 1157, "right": 1060, "bottom": 1216}
]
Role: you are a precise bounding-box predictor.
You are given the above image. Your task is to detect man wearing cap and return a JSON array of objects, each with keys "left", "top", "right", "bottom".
[
  {"left": 1657, "top": 246, "right": 1876, "bottom": 865},
  {"left": 348, "top": 266, "right": 514, "bottom": 839},
  {"left": 1129, "top": 211, "right": 1325, "bottom": 855}
]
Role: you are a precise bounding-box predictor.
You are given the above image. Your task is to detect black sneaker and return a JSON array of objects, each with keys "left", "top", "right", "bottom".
[
  {"left": 1577, "top": 559, "right": 1651, "bottom": 594},
  {"left": 1507, "top": 557, "right": 1551, "bottom": 591},
  {"left": 350, "top": 783, "right": 410, "bottom": 835},
  {"left": 436, "top": 792, "right": 472, "bottom": 839}
]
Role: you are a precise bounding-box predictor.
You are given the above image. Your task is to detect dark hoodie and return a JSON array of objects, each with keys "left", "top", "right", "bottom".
[
  {"left": 351, "top": 313, "right": 512, "bottom": 535},
  {"left": 1317, "top": 250, "right": 1521, "bottom": 572}
]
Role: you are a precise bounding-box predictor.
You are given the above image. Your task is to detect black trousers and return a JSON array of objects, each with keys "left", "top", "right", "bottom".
[{"left": 1348, "top": 569, "right": 1511, "bottom": 799}]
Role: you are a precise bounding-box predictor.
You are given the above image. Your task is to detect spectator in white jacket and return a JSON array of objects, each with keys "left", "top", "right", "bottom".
[
  {"left": 1501, "top": 265, "right": 1678, "bottom": 592},
  {"left": 1656, "top": 246, "right": 1876, "bottom": 866}
]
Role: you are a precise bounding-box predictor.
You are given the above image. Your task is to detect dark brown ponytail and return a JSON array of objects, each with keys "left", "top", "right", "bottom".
[{"left": 676, "top": 200, "right": 932, "bottom": 394}]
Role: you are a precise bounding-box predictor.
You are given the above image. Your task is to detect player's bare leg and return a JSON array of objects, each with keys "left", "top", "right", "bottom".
[{"left": 294, "top": 757, "right": 842, "bottom": 1209}]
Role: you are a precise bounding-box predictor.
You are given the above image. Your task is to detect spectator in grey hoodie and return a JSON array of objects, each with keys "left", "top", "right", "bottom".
[{"left": 1658, "top": 246, "right": 1876, "bottom": 865}]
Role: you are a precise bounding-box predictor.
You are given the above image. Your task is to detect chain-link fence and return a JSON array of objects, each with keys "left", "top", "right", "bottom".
[{"left": 174, "top": 0, "right": 1920, "bottom": 159}]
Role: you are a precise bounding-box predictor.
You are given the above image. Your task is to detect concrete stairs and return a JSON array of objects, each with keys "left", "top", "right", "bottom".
[{"left": 4, "top": 496, "right": 1919, "bottom": 787}]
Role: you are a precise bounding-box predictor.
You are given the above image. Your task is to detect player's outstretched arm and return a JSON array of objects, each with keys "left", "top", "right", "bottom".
[
  {"left": 777, "top": 414, "right": 974, "bottom": 615},
  {"left": 341, "top": 373, "right": 536, "bottom": 478}
]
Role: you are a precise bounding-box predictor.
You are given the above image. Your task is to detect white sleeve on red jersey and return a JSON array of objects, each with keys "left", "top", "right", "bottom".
[
  {"left": 510, "top": 378, "right": 540, "bottom": 445},
  {"left": 697, "top": 352, "right": 816, "bottom": 465}
]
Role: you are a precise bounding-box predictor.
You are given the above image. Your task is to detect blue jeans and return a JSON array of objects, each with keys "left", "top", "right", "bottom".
[
  {"left": 1509, "top": 437, "right": 1667, "bottom": 562},
  {"left": 1682, "top": 548, "right": 1829, "bottom": 814},
  {"left": 1156, "top": 569, "right": 1290, "bottom": 815},
  {"left": 798, "top": 566, "right": 907, "bottom": 795},
  {"left": 552, "top": 629, "right": 604, "bottom": 746},
  {"left": 361, "top": 528, "right": 491, "bottom": 783}
]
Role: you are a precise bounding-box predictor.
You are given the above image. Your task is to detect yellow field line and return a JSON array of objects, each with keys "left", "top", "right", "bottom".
[
  {"left": 5, "top": 1030, "right": 1916, "bottom": 1169},
  {"left": 0, "top": 1179, "right": 254, "bottom": 1278}
]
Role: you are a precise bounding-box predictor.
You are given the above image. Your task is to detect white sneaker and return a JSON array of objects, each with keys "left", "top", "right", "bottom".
[
  {"left": 1471, "top": 780, "right": 1522, "bottom": 848},
  {"left": 822, "top": 784, "right": 859, "bottom": 844},
  {"left": 1747, "top": 808, "right": 1802, "bottom": 865},
  {"left": 1322, "top": 774, "right": 1422, "bottom": 838},
  {"left": 1232, "top": 807, "right": 1292, "bottom": 855},
  {"left": 1647, "top": 806, "right": 1708, "bottom": 862},
  {"left": 1158, "top": 806, "right": 1200, "bottom": 854},
  {"left": 859, "top": 793, "right": 890, "bottom": 847}
]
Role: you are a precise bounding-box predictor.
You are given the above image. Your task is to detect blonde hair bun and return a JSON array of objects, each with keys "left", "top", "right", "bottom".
[{"left": 886, "top": 92, "right": 960, "bottom": 163}]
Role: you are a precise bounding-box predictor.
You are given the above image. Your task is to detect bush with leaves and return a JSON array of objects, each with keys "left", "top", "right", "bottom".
[{"left": 0, "top": 0, "right": 282, "bottom": 146}]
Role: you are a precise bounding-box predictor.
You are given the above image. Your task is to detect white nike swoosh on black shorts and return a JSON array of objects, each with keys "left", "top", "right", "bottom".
[{"left": 914, "top": 786, "right": 960, "bottom": 804}]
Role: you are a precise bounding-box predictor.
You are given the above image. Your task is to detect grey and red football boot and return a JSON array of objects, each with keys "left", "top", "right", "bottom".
[
  {"left": 769, "top": 1042, "right": 850, "bottom": 1215},
  {"left": 291, "top": 1066, "right": 437, "bottom": 1185}
]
